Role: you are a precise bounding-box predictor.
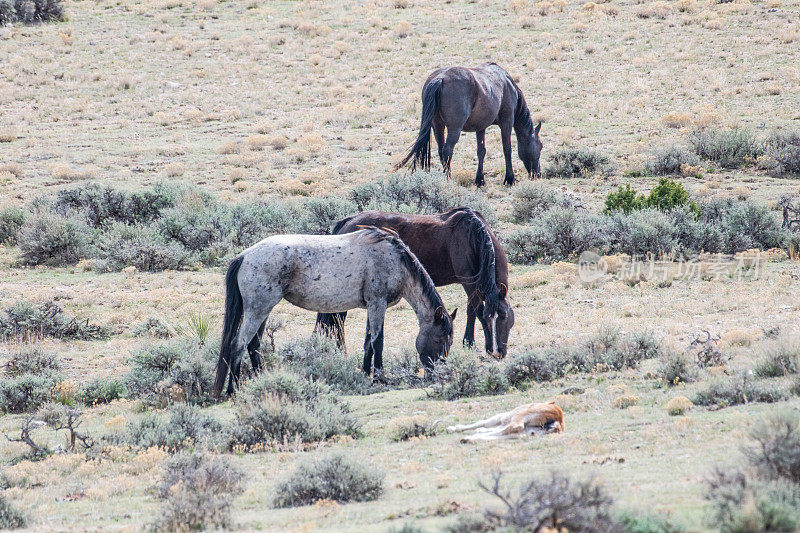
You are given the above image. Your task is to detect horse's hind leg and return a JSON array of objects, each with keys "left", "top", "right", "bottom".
[
  {"left": 362, "top": 318, "right": 373, "bottom": 376},
  {"left": 442, "top": 127, "right": 462, "bottom": 177},
  {"left": 432, "top": 118, "right": 445, "bottom": 169},
  {"left": 367, "top": 301, "right": 386, "bottom": 383},
  {"left": 475, "top": 129, "right": 486, "bottom": 187},
  {"left": 227, "top": 294, "right": 280, "bottom": 394},
  {"left": 247, "top": 320, "right": 267, "bottom": 372}
]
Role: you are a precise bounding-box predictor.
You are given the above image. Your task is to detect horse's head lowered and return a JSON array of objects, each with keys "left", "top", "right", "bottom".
[
  {"left": 417, "top": 306, "right": 457, "bottom": 369},
  {"left": 519, "top": 121, "right": 543, "bottom": 179},
  {"left": 483, "top": 283, "right": 514, "bottom": 359}
]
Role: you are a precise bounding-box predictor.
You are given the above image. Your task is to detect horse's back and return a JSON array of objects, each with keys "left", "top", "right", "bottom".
[{"left": 428, "top": 64, "right": 512, "bottom": 131}]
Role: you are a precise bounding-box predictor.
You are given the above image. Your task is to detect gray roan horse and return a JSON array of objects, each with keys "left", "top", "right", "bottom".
[
  {"left": 398, "top": 62, "right": 542, "bottom": 186},
  {"left": 212, "top": 227, "right": 456, "bottom": 397}
]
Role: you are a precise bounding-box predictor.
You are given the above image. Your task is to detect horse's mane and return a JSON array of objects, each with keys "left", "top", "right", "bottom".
[
  {"left": 507, "top": 76, "right": 535, "bottom": 135},
  {"left": 358, "top": 226, "right": 444, "bottom": 310},
  {"left": 447, "top": 208, "right": 500, "bottom": 316}
]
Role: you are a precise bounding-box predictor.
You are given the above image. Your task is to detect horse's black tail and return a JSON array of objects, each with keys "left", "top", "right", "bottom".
[
  {"left": 213, "top": 255, "right": 244, "bottom": 399},
  {"left": 314, "top": 312, "right": 347, "bottom": 349},
  {"left": 396, "top": 77, "right": 442, "bottom": 171}
]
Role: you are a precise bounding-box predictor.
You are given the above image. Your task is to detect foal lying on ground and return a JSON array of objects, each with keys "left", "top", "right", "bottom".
[{"left": 447, "top": 401, "right": 564, "bottom": 442}]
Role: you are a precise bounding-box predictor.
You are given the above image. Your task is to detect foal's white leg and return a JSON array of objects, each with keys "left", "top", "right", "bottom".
[
  {"left": 461, "top": 425, "right": 520, "bottom": 442},
  {"left": 447, "top": 411, "right": 510, "bottom": 433}
]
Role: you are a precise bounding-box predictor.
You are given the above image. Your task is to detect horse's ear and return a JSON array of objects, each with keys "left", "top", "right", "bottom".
[
  {"left": 534, "top": 121, "right": 542, "bottom": 135},
  {"left": 450, "top": 308, "right": 458, "bottom": 322},
  {"left": 434, "top": 306, "right": 445, "bottom": 322},
  {"left": 498, "top": 283, "right": 508, "bottom": 299}
]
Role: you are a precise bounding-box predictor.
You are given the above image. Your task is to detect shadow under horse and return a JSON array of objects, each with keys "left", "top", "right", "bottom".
[
  {"left": 315, "top": 207, "right": 515, "bottom": 359},
  {"left": 397, "top": 62, "right": 542, "bottom": 186}
]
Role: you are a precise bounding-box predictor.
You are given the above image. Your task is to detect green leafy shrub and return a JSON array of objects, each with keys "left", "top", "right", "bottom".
[
  {"left": 226, "top": 369, "right": 360, "bottom": 450},
  {"left": 690, "top": 128, "right": 763, "bottom": 169},
  {"left": 644, "top": 145, "right": 700, "bottom": 176},
  {"left": 0, "top": 348, "right": 63, "bottom": 413},
  {"left": 0, "top": 300, "right": 109, "bottom": 341},
  {"left": 348, "top": 171, "right": 492, "bottom": 220},
  {"left": 604, "top": 179, "right": 698, "bottom": 216},
  {"left": 693, "top": 374, "right": 788, "bottom": 408},
  {"left": 545, "top": 148, "right": 612, "bottom": 179},
  {"left": 0, "top": 494, "right": 26, "bottom": 529},
  {"left": 657, "top": 351, "right": 699, "bottom": 387},
  {"left": 115, "top": 403, "right": 222, "bottom": 452},
  {"left": 17, "top": 211, "right": 93, "bottom": 266},
  {"left": 764, "top": 130, "right": 800, "bottom": 178},
  {"left": 604, "top": 184, "right": 645, "bottom": 215},
  {"left": 152, "top": 453, "right": 245, "bottom": 532},
  {"left": 78, "top": 378, "right": 127, "bottom": 406},
  {"left": 273, "top": 452, "right": 384, "bottom": 507},
  {"left": 0, "top": 207, "right": 25, "bottom": 245},
  {"left": 278, "top": 336, "right": 372, "bottom": 394}
]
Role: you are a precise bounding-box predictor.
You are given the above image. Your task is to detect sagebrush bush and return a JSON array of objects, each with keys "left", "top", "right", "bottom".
[
  {"left": 0, "top": 0, "right": 64, "bottom": 24},
  {"left": 764, "top": 130, "right": 800, "bottom": 177},
  {"left": 0, "top": 300, "right": 108, "bottom": 341},
  {"left": 690, "top": 128, "right": 763, "bottom": 169},
  {"left": 126, "top": 338, "right": 219, "bottom": 404},
  {"left": 511, "top": 183, "right": 576, "bottom": 223},
  {"left": 300, "top": 196, "right": 356, "bottom": 234},
  {"left": 744, "top": 410, "right": 800, "bottom": 484},
  {"left": 0, "top": 494, "right": 26, "bottom": 529},
  {"left": 273, "top": 452, "right": 384, "bottom": 507},
  {"left": 644, "top": 145, "right": 700, "bottom": 175},
  {"left": 545, "top": 148, "right": 612, "bottom": 179},
  {"left": 390, "top": 416, "right": 438, "bottom": 441},
  {"left": 431, "top": 350, "right": 509, "bottom": 400},
  {"left": 115, "top": 403, "right": 222, "bottom": 452},
  {"left": 100, "top": 223, "right": 196, "bottom": 272},
  {"left": 754, "top": 340, "right": 800, "bottom": 378},
  {"left": 17, "top": 211, "right": 93, "bottom": 266},
  {"left": 721, "top": 200, "right": 785, "bottom": 254},
  {"left": 658, "top": 352, "right": 699, "bottom": 387},
  {"left": 693, "top": 374, "right": 788, "bottom": 408},
  {"left": 478, "top": 470, "right": 616, "bottom": 532},
  {"left": 152, "top": 453, "right": 245, "bottom": 532},
  {"left": 278, "top": 336, "right": 372, "bottom": 394},
  {"left": 348, "top": 171, "right": 493, "bottom": 220},
  {"left": 0, "top": 207, "right": 25, "bottom": 245},
  {"left": 53, "top": 182, "right": 180, "bottom": 228},
  {"left": 615, "top": 510, "right": 686, "bottom": 533},
  {"left": 226, "top": 369, "right": 360, "bottom": 450},
  {"left": 78, "top": 377, "right": 127, "bottom": 405},
  {"left": 0, "top": 348, "right": 63, "bottom": 413}
]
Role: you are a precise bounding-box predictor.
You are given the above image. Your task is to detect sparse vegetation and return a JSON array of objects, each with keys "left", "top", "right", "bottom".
[
  {"left": 390, "top": 415, "right": 439, "bottom": 441},
  {"left": 644, "top": 145, "right": 701, "bottom": 176},
  {"left": 113, "top": 403, "right": 222, "bottom": 452},
  {"left": 0, "top": 300, "right": 109, "bottom": 342},
  {"left": 0, "top": 348, "right": 63, "bottom": 413},
  {"left": 152, "top": 453, "right": 245, "bottom": 532},
  {"left": 0, "top": 0, "right": 64, "bottom": 25},
  {"left": 693, "top": 374, "right": 788, "bottom": 408},
  {"left": 273, "top": 452, "right": 384, "bottom": 508},
  {"left": 0, "top": 494, "right": 26, "bottom": 529}
]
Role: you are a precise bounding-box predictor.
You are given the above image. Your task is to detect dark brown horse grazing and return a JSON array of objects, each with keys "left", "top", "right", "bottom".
[
  {"left": 315, "top": 207, "right": 515, "bottom": 360},
  {"left": 397, "top": 62, "right": 542, "bottom": 187}
]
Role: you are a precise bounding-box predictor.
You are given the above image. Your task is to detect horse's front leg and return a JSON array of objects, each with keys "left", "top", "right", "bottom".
[
  {"left": 500, "top": 124, "right": 515, "bottom": 186},
  {"left": 366, "top": 301, "right": 387, "bottom": 383},
  {"left": 475, "top": 129, "right": 487, "bottom": 187},
  {"left": 462, "top": 287, "right": 480, "bottom": 348}
]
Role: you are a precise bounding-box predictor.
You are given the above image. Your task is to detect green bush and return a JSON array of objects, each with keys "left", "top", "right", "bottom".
[
  {"left": 0, "top": 300, "right": 109, "bottom": 341},
  {"left": 0, "top": 207, "right": 25, "bottom": 245},
  {"left": 278, "top": 336, "right": 372, "bottom": 394},
  {"left": 690, "top": 128, "right": 763, "bottom": 169},
  {"left": 78, "top": 378, "right": 127, "bottom": 406},
  {"left": 226, "top": 369, "right": 360, "bottom": 450},
  {"left": 545, "top": 148, "right": 612, "bottom": 179},
  {"left": 693, "top": 375, "right": 788, "bottom": 408},
  {"left": 0, "top": 348, "right": 63, "bottom": 413},
  {"left": 644, "top": 145, "right": 700, "bottom": 176},
  {"left": 115, "top": 403, "right": 222, "bottom": 452},
  {"left": 604, "top": 184, "right": 644, "bottom": 215},
  {"left": 273, "top": 452, "right": 384, "bottom": 508},
  {"left": 17, "top": 211, "right": 93, "bottom": 266},
  {"left": 0, "top": 494, "right": 26, "bottom": 529},
  {"left": 604, "top": 179, "right": 698, "bottom": 216},
  {"left": 152, "top": 453, "right": 245, "bottom": 532},
  {"left": 615, "top": 510, "right": 685, "bottom": 533},
  {"left": 764, "top": 131, "right": 800, "bottom": 178}
]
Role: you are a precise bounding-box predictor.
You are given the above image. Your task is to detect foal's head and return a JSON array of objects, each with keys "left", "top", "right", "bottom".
[
  {"left": 519, "top": 121, "right": 543, "bottom": 178},
  {"left": 417, "top": 306, "right": 456, "bottom": 369}
]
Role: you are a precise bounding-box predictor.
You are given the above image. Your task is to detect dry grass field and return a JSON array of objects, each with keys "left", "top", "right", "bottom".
[{"left": 2, "top": 0, "right": 800, "bottom": 531}]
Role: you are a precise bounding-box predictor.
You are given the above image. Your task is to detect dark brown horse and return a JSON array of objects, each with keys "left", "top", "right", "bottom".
[
  {"left": 397, "top": 62, "right": 542, "bottom": 187},
  {"left": 315, "top": 207, "right": 515, "bottom": 361}
]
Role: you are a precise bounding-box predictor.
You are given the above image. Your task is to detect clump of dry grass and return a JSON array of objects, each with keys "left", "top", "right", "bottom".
[
  {"left": 163, "top": 162, "right": 185, "bottom": 177},
  {"left": 217, "top": 141, "right": 242, "bottom": 155},
  {"left": 613, "top": 395, "right": 639, "bottom": 409},
  {"left": 666, "top": 396, "right": 692, "bottom": 416},
  {"left": 0, "top": 163, "right": 23, "bottom": 177},
  {"left": 246, "top": 134, "right": 269, "bottom": 150},
  {"left": 393, "top": 20, "right": 412, "bottom": 38},
  {"left": 636, "top": 1, "right": 674, "bottom": 19},
  {"left": 49, "top": 163, "right": 96, "bottom": 181},
  {"left": 661, "top": 113, "right": 693, "bottom": 129}
]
